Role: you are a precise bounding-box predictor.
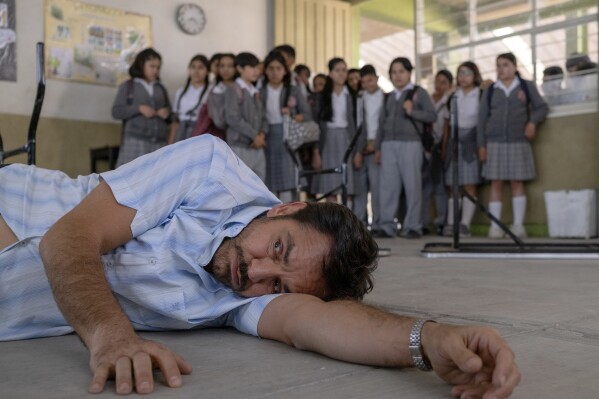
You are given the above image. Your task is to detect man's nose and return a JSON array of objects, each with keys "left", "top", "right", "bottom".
[{"left": 247, "top": 257, "right": 278, "bottom": 284}]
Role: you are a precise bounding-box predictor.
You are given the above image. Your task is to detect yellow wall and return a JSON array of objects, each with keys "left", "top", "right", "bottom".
[
  {"left": 275, "top": 0, "right": 352, "bottom": 73},
  {"left": 0, "top": 113, "right": 120, "bottom": 176}
]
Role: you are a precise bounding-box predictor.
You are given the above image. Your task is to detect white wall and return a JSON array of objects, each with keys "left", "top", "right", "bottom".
[{"left": 0, "top": 0, "right": 273, "bottom": 123}]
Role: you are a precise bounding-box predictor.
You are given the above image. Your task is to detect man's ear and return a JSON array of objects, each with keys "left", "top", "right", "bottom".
[{"left": 266, "top": 202, "right": 307, "bottom": 217}]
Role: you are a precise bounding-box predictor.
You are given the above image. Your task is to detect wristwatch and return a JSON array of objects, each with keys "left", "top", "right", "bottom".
[{"left": 409, "top": 319, "right": 435, "bottom": 371}]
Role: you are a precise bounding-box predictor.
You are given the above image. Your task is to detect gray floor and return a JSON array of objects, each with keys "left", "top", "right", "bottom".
[{"left": 2, "top": 236, "right": 599, "bottom": 398}]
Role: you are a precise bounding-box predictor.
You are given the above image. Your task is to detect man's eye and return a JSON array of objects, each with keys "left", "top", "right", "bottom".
[{"left": 274, "top": 240, "right": 282, "bottom": 254}]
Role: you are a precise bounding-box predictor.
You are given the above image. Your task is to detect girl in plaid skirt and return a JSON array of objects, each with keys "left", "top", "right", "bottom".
[
  {"left": 441, "top": 62, "right": 483, "bottom": 237},
  {"left": 477, "top": 53, "right": 548, "bottom": 238}
]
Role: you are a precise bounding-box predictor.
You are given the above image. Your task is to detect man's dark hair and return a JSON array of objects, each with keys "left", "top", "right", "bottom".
[
  {"left": 360, "top": 64, "right": 377, "bottom": 78},
  {"left": 274, "top": 44, "right": 296, "bottom": 59},
  {"left": 287, "top": 202, "right": 378, "bottom": 301},
  {"left": 129, "top": 48, "right": 162, "bottom": 79},
  {"left": 235, "top": 52, "right": 260, "bottom": 68}
]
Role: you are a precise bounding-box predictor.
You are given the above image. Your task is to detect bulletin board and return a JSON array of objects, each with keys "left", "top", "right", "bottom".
[{"left": 44, "top": 0, "right": 152, "bottom": 86}]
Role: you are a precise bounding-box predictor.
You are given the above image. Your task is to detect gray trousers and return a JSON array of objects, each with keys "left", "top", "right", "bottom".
[
  {"left": 352, "top": 153, "right": 381, "bottom": 230},
  {"left": 379, "top": 141, "right": 423, "bottom": 234},
  {"left": 230, "top": 145, "right": 266, "bottom": 182}
]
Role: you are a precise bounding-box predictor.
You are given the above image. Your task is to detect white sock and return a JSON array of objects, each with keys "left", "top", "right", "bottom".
[
  {"left": 461, "top": 197, "right": 477, "bottom": 228},
  {"left": 488, "top": 201, "right": 502, "bottom": 228},
  {"left": 512, "top": 195, "right": 527, "bottom": 226},
  {"left": 446, "top": 198, "right": 454, "bottom": 225}
]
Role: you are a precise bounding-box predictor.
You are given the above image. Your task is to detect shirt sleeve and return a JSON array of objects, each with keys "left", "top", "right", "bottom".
[
  {"left": 101, "top": 135, "right": 277, "bottom": 238},
  {"left": 223, "top": 294, "right": 282, "bottom": 336}
]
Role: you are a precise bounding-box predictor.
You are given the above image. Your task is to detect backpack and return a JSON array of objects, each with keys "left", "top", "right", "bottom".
[{"left": 404, "top": 85, "right": 435, "bottom": 152}]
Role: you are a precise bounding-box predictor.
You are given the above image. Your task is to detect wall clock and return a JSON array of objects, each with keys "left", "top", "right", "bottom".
[{"left": 176, "top": 3, "right": 206, "bottom": 35}]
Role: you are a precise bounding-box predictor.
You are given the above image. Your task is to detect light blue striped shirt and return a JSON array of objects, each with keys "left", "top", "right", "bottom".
[{"left": 0, "top": 136, "right": 282, "bottom": 341}]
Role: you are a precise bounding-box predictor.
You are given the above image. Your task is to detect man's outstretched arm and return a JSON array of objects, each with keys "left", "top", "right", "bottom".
[
  {"left": 258, "top": 294, "right": 520, "bottom": 399},
  {"left": 39, "top": 181, "right": 191, "bottom": 395}
]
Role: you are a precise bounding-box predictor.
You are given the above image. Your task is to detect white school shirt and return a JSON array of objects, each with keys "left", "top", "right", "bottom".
[
  {"left": 266, "top": 84, "right": 283, "bottom": 124},
  {"left": 0, "top": 136, "right": 282, "bottom": 341},
  {"left": 455, "top": 87, "right": 480, "bottom": 129},
  {"left": 173, "top": 84, "right": 208, "bottom": 121},
  {"left": 363, "top": 89, "right": 384, "bottom": 140},
  {"left": 494, "top": 78, "right": 519, "bottom": 96},
  {"left": 394, "top": 83, "right": 414, "bottom": 101},
  {"left": 433, "top": 93, "right": 449, "bottom": 142},
  {"left": 327, "top": 86, "right": 349, "bottom": 129},
  {"left": 134, "top": 77, "right": 157, "bottom": 96}
]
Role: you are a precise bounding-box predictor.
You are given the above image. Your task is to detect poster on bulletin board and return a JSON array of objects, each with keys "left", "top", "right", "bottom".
[
  {"left": 44, "top": 0, "right": 152, "bottom": 86},
  {"left": 0, "top": 0, "right": 17, "bottom": 82}
]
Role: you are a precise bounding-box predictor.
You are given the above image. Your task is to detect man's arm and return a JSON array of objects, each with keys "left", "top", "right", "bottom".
[
  {"left": 39, "top": 181, "right": 191, "bottom": 395},
  {"left": 258, "top": 295, "right": 520, "bottom": 399}
]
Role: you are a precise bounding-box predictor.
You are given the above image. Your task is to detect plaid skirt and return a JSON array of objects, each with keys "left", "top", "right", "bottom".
[
  {"left": 115, "top": 135, "right": 165, "bottom": 167},
  {"left": 265, "top": 123, "right": 297, "bottom": 192},
  {"left": 482, "top": 141, "right": 536, "bottom": 181},
  {"left": 311, "top": 127, "right": 355, "bottom": 196}
]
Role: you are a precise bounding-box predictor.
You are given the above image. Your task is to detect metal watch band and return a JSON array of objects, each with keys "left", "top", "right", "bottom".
[{"left": 408, "top": 319, "right": 434, "bottom": 371}]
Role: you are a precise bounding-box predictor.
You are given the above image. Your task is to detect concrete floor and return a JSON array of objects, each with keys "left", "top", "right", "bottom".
[{"left": 2, "top": 236, "right": 599, "bottom": 398}]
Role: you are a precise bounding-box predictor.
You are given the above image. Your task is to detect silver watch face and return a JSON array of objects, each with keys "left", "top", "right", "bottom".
[{"left": 176, "top": 4, "right": 206, "bottom": 35}]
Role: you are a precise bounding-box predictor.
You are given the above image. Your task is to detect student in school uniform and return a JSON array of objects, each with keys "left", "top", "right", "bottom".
[
  {"left": 167, "top": 54, "right": 211, "bottom": 144},
  {"left": 274, "top": 44, "right": 308, "bottom": 100},
  {"left": 112, "top": 48, "right": 171, "bottom": 167},
  {"left": 194, "top": 52, "right": 238, "bottom": 140},
  {"left": 352, "top": 64, "right": 384, "bottom": 233},
  {"left": 375, "top": 57, "right": 437, "bottom": 239},
  {"left": 208, "top": 53, "right": 222, "bottom": 84},
  {"left": 441, "top": 62, "right": 482, "bottom": 237},
  {"left": 261, "top": 51, "right": 312, "bottom": 203},
  {"left": 224, "top": 52, "right": 267, "bottom": 181},
  {"left": 293, "top": 64, "right": 312, "bottom": 95},
  {"left": 421, "top": 70, "right": 452, "bottom": 235},
  {"left": 478, "top": 52, "right": 548, "bottom": 238},
  {"left": 312, "top": 58, "right": 364, "bottom": 204},
  {"left": 346, "top": 68, "right": 362, "bottom": 93}
]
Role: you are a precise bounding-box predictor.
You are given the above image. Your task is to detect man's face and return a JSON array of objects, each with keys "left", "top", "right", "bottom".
[{"left": 205, "top": 203, "right": 331, "bottom": 299}]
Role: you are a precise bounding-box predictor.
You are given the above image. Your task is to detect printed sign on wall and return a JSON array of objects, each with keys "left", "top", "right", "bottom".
[{"left": 44, "top": 0, "right": 152, "bottom": 86}]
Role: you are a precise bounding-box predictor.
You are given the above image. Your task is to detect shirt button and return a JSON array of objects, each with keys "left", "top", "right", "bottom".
[{"left": 149, "top": 257, "right": 157, "bottom": 265}]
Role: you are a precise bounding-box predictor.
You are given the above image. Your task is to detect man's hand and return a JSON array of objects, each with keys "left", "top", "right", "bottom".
[
  {"left": 88, "top": 330, "right": 192, "bottom": 395},
  {"left": 422, "top": 323, "right": 520, "bottom": 399}
]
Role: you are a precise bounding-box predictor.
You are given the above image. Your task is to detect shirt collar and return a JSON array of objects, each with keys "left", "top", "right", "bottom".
[
  {"left": 236, "top": 77, "right": 258, "bottom": 97},
  {"left": 494, "top": 78, "right": 519, "bottom": 93},
  {"left": 394, "top": 82, "right": 414, "bottom": 100},
  {"left": 332, "top": 86, "right": 349, "bottom": 98}
]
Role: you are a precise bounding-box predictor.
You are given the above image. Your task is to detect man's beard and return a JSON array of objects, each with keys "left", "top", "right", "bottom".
[{"left": 204, "top": 236, "right": 251, "bottom": 293}]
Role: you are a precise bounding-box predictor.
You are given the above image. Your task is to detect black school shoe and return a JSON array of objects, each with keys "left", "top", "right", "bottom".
[{"left": 399, "top": 229, "right": 422, "bottom": 239}]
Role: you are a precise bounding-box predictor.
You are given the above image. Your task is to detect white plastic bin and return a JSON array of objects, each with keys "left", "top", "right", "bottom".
[{"left": 544, "top": 189, "right": 597, "bottom": 238}]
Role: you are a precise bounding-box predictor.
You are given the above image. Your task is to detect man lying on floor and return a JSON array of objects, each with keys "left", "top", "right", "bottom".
[{"left": 0, "top": 135, "right": 520, "bottom": 398}]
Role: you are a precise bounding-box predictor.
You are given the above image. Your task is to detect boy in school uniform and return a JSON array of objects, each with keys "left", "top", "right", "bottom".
[
  {"left": 352, "top": 65, "right": 384, "bottom": 234},
  {"left": 224, "top": 52, "right": 268, "bottom": 181}
]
